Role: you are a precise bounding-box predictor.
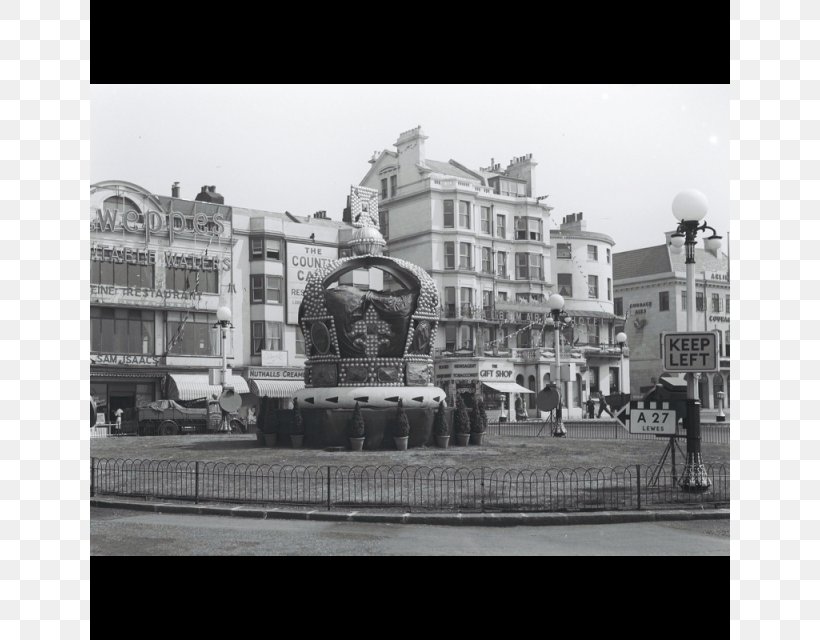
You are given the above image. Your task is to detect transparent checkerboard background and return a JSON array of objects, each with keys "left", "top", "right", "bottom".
[{"left": 0, "top": 0, "right": 812, "bottom": 634}]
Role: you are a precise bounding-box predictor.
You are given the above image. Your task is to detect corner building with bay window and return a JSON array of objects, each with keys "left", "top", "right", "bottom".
[{"left": 358, "top": 127, "right": 624, "bottom": 418}]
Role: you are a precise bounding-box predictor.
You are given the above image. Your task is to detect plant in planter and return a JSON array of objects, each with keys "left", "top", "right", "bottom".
[
  {"left": 433, "top": 401, "right": 450, "bottom": 448},
  {"left": 290, "top": 398, "right": 304, "bottom": 448},
  {"left": 453, "top": 393, "right": 471, "bottom": 446},
  {"left": 348, "top": 402, "right": 366, "bottom": 451},
  {"left": 470, "top": 397, "right": 488, "bottom": 446},
  {"left": 394, "top": 399, "right": 410, "bottom": 451}
]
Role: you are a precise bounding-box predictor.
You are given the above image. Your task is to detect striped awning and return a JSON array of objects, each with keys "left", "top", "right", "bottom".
[
  {"left": 167, "top": 374, "right": 250, "bottom": 401},
  {"left": 482, "top": 381, "right": 534, "bottom": 394},
  {"left": 248, "top": 379, "right": 305, "bottom": 398}
]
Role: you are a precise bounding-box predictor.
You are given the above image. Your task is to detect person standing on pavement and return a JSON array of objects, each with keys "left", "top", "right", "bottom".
[
  {"left": 114, "top": 407, "right": 124, "bottom": 434},
  {"left": 585, "top": 397, "right": 595, "bottom": 419}
]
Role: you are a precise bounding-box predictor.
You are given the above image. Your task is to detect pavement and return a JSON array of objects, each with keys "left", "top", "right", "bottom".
[{"left": 92, "top": 496, "right": 728, "bottom": 527}]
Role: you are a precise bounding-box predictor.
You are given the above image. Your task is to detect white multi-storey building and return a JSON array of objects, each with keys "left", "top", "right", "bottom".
[{"left": 358, "top": 127, "right": 625, "bottom": 418}]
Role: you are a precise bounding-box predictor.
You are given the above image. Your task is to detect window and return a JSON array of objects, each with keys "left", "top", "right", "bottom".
[
  {"left": 712, "top": 293, "right": 721, "bottom": 312},
  {"left": 588, "top": 275, "right": 599, "bottom": 299},
  {"left": 528, "top": 218, "right": 542, "bottom": 241},
  {"left": 517, "top": 329, "right": 531, "bottom": 348},
  {"left": 459, "top": 325, "right": 473, "bottom": 350},
  {"left": 480, "top": 206, "right": 492, "bottom": 234},
  {"left": 607, "top": 248, "right": 611, "bottom": 264},
  {"left": 460, "top": 287, "right": 473, "bottom": 316},
  {"left": 91, "top": 308, "right": 155, "bottom": 354},
  {"left": 444, "top": 287, "right": 456, "bottom": 318},
  {"left": 390, "top": 175, "right": 397, "bottom": 197},
  {"left": 557, "top": 243, "right": 572, "bottom": 259},
  {"left": 92, "top": 260, "right": 154, "bottom": 289},
  {"left": 726, "top": 330, "right": 730, "bottom": 357},
  {"left": 496, "top": 214, "right": 506, "bottom": 238},
  {"left": 445, "top": 324, "right": 457, "bottom": 351},
  {"left": 607, "top": 277, "right": 612, "bottom": 301},
  {"left": 166, "top": 311, "right": 219, "bottom": 356},
  {"left": 588, "top": 245, "right": 598, "bottom": 261},
  {"left": 609, "top": 367, "right": 620, "bottom": 394},
  {"left": 696, "top": 291, "right": 704, "bottom": 312},
  {"left": 381, "top": 178, "right": 388, "bottom": 199},
  {"left": 659, "top": 291, "right": 670, "bottom": 311},
  {"left": 250, "top": 274, "right": 282, "bottom": 304},
  {"left": 444, "top": 242, "right": 455, "bottom": 269},
  {"left": 379, "top": 209, "right": 389, "bottom": 240},
  {"left": 443, "top": 200, "right": 454, "bottom": 228},
  {"left": 682, "top": 290, "right": 687, "bottom": 309},
  {"left": 614, "top": 297, "right": 623, "bottom": 316},
  {"left": 497, "top": 252, "right": 507, "bottom": 278},
  {"left": 725, "top": 294, "right": 730, "bottom": 313},
  {"left": 497, "top": 291, "right": 508, "bottom": 301},
  {"left": 557, "top": 274, "right": 573, "bottom": 297},
  {"left": 459, "top": 242, "right": 472, "bottom": 270},
  {"left": 165, "top": 265, "right": 218, "bottom": 294},
  {"left": 515, "top": 217, "right": 527, "bottom": 240},
  {"left": 482, "top": 247, "right": 492, "bottom": 273},
  {"left": 458, "top": 201, "right": 471, "bottom": 228},
  {"left": 250, "top": 237, "right": 281, "bottom": 261},
  {"left": 295, "top": 327, "right": 305, "bottom": 355},
  {"left": 482, "top": 290, "right": 493, "bottom": 314},
  {"left": 251, "top": 321, "right": 284, "bottom": 355},
  {"left": 515, "top": 253, "right": 542, "bottom": 280}
]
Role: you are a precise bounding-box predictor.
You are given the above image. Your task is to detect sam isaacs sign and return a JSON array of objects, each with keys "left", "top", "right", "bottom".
[{"left": 287, "top": 243, "right": 338, "bottom": 324}]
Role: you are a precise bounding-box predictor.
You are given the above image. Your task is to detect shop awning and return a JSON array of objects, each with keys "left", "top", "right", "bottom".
[
  {"left": 248, "top": 379, "right": 305, "bottom": 398},
  {"left": 482, "top": 381, "right": 534, "bottom": 394},
  {"left": 167, "top": 374, "right": 250, "bottom": 401}
]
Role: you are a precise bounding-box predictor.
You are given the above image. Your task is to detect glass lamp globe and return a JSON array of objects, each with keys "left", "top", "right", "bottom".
[
  {"left": 669, "top": 243, "right": 684, "bottom": 255},
  {"left": 548, "top": 293, "right": 565, "bottom": 311},
  {"left": 216, "top": 305, "right": 232, "bottom": 323},
  {"left": 672, "top": 189, "right": 708, "bottom": 222},
  {"left": 669, "top": 233, "right": 685, "bottom": 248},
  {"left": 616, "top": 332, "right": 627, "bottom": 345},
  {"left": 705, "top": 235, "right": 722, "bottom": 252}
]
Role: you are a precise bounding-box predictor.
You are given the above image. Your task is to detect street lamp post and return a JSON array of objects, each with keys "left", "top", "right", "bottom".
[
  {"left": 215, "top": 304, "right": 233, "bottom": 434},
  {"left": 670, "top": 189, "right": 722, "bottom": 490},
  {"left": 616, "top": 331, "right": 627, "bottom": 396},
  {"left": 548, "top": 293, "right": 571, "bottom": 437}
]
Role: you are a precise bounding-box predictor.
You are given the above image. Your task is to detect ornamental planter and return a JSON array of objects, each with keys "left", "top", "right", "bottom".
[
  {"left": 454, "top": 433, "right": 470, "bottom": 446},
  {"left": 349, "top": 437, "right": 365, "bottom": 451},
  {"left": 394, "top": 436, "right": 409, "bottom": 451},
  {"left": 435, "top": 435, "right": 450, "bottom": 449},
  {"left": 290, "top": 434, "right": 304, "bottom": 448},
  {"left": 470, "top": 432, "right": 485, "bottom": 446}
]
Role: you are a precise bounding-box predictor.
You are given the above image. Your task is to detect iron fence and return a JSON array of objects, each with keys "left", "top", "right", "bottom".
[
  {"left": 487, "top": 420, "right": 729, "bottom": 444},
  {"left": 91, "top": 457, "right": 729, "bottom": 512}
]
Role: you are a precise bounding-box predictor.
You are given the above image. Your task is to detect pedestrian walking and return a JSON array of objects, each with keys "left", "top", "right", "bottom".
[
  {"left": 596, "top": 392, "right": 613, "bottom": 418},
  {"left": 585, "top": 397, "right": 595, "bottom": 419}
]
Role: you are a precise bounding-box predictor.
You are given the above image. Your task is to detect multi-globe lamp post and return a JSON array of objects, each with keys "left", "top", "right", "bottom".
[
  {"left": 215, "top": 304, "right": 233, "bottom": 433},
  {"left": 668, "top": 189, "right": 722, "bottom": 490},
  {"left": 548, "top": 293, "right": 571, "bottom": 437}
]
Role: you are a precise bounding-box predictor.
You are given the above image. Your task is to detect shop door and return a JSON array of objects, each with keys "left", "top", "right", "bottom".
[{"left": 109, "top": 393, "right": 136, "bottom": 434}]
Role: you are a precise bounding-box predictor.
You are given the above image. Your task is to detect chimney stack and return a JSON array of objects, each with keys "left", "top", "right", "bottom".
[{"left": 171, "top": 182, "right": 180, "bottom": 198}]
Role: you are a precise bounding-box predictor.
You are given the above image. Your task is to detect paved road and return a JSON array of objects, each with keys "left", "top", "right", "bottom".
[{"left": 92, "top": 508, "right": 728, "bottom": 556}]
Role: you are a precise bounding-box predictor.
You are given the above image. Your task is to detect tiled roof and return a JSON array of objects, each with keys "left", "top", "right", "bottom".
[{"left": 613, "top": 245, "right": 671, "bottom": 280}]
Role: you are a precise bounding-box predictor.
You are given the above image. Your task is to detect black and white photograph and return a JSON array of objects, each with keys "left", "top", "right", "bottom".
[{"left": 88, "top": 84, "right": 729, "bottom": 556}]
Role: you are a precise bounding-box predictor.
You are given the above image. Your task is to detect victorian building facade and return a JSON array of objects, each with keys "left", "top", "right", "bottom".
[
  {"left": 358, "top": 127, "right": 625, "bottom": 418},
  {"left": 90, "top": 180, "right": 376, "bottom": 432},
  {"left": 613, "top": 234, "right": 730, "bottom": 410}
]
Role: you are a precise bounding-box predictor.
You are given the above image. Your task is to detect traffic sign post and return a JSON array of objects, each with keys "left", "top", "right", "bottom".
[{"left": 615, "top": 401, "right": 679, "bottom": 436}]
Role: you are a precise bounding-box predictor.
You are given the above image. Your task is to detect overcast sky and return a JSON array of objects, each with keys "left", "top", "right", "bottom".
[{"left": 91, "top": 84, "right": 728, "bottom": 253}]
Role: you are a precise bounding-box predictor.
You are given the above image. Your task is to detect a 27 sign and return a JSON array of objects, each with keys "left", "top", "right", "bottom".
[{"left": 615, "top": 401, "right": 678, "bottom": 436}]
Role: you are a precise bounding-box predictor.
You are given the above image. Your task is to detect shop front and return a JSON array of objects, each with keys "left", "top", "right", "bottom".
[
  {"left": 245, "top": 366, "right": 305, "bottom": 408},
  {"left": 434, "top": 358, "right": 532, "bottom": 419},
  {"left": 91, "top": 353, "right": 166, "bottom": 433}
]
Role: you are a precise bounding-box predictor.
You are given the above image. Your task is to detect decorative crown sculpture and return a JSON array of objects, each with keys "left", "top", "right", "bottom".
[{"left": 298, "top": 186, "right": 439, "bottom": 388}]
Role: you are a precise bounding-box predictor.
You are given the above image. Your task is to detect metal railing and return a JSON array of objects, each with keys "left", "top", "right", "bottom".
[
  {"left": 487, "top": 420, "right": 730, "bottom": 444},
  {"left": 91, "top": 458, "right": 728, "bottom": 512}
]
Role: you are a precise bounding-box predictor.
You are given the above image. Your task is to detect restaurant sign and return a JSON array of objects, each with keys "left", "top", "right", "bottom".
[{"left": 247, "top": 367, "right": 304, "bottom": 380}]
